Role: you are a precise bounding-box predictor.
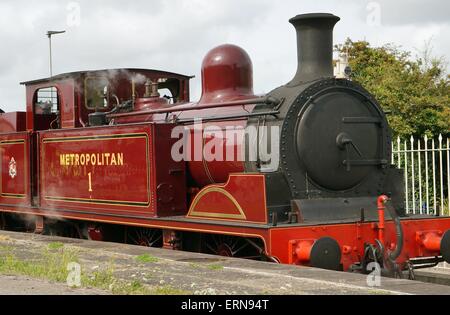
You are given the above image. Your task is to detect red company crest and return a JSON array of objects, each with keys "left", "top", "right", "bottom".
[{"left": 9, "top": 157, "right": 17, "bottom": 179}]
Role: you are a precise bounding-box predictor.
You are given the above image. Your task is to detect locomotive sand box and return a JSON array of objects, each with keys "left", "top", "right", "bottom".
[{"left": 0, "top": 13, "right": 449, "bottom": 277}]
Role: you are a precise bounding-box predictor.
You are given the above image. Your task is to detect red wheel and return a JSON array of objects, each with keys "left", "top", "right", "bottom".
[
  {"left": 202, "top": 235, "right": 265, "bottom": 260},
  {"left": 127, "top": 228, "right": 162, "bottom": 247}
]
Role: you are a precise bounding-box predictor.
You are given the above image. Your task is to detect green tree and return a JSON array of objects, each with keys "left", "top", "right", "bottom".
[{"left": 336, "top": 39, "right": 450, "bottom": 138}]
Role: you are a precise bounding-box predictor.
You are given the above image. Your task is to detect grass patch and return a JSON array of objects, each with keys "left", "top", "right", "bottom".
[
  {"left": 135, "top": 254, "right": 158, "bottom": 263},
  {"left": 0, "top": 245, "right": 12, "bottom": 252},
  {"left": 47, "top": 242, "right": 64, "bottom": 250},
  {"left": 80, "top": 267, "right": 188, "bottom": 294},
  {"left": 207, "top": 264, "right": 224, "bottom": 271},
  {"left": 0, "top": 247, "right": 189, "bottom": 295},
  {"left": 81, "top": 267, "right": 152, "bottom": 295},
  {"left": 0, "top": 248, "right": 78, "bottom": 283}
]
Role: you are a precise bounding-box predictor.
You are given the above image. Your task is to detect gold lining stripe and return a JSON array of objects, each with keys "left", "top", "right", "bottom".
[
  {"left": 44, "top": 196, "right": 149, "bottom": 207},
  {"left": 42, "top": 135, "right": 147, "bottom": 143},
  {"left": 1, "top": 193, "right": 26, "bottom": 199},
  {"left": 41, "top": 132, "right": 151, "bottom": 208},
  {"left": 0, "top": 140, "right": 25, "bottom": 145},
  {"left": 202, "top": 137, "right": 215, "bottom": 184},
  {"left": 0, "top": 139, "right": 27, "bottom": 199},
  {"left": 187, "top": 174, "right": 268, "bottom": 224},
  {"left": 188, "top": 187, "right": 247, "bottom": 220}
]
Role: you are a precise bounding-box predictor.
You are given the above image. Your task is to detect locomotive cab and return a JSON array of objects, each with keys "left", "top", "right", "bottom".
[
  {"left": 20, "top": 68, "right": 193, "bottom": 131},
  {"left": 0, "top": 68, "right": 193, "bottom": 217}
]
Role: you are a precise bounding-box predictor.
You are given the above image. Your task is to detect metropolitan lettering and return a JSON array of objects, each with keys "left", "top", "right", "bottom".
[{"left": 59, "top": 153, "right": 124, "bottom": 166}]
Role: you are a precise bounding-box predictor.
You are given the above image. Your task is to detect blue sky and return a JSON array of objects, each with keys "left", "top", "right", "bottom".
[{"left": 0, "top": 0, "right": 448, "bottom": 112}]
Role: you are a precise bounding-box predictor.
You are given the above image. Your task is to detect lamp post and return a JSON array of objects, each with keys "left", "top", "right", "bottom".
[{"left": 46, "top": 30, "right": 66, "bottom": 77}]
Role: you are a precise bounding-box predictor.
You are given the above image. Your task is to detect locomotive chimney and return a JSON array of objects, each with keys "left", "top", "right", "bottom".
[{"left": 288, "top": 13, "right": 340, "bottom": 85}]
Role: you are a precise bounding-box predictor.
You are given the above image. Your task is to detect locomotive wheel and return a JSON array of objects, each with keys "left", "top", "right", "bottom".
[
  {"left": 202, "top": 234, "right": 265, "bottom": 260},
  {"left": 127, "top": 228, "right": 162, "bottom": 247}
]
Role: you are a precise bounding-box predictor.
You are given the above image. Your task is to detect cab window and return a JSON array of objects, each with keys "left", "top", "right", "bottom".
[
  {"left": 85, "top": 77, "right": 110, "bottom": 110},
  {"left": 35, "top": 87, "right": 59, "bottom": 114},
  {"left": 34, "top": 87, "right": 60, "bottom": 130},
  {"left": 159, "top": 88, "right": 174, "bottom": 104}
]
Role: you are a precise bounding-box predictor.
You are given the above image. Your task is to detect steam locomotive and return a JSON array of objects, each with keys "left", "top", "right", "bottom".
[{"left": 1, "top": 13, "right": 449, "bottom": 276}]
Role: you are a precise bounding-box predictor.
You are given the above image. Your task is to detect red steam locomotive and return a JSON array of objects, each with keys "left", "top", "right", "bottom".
[{"left": 1, "top": 13, "right": 449, "bottom": 277}]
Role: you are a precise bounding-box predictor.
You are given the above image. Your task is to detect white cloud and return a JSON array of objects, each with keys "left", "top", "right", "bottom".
[{"left": 0, "top": 0, "right": 448, "bottom": 112}]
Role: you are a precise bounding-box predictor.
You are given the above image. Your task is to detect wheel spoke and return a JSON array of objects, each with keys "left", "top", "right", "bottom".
[
  {"left": 149, "top": 235, "right": 162, "bottom": 247},
  {"left": 230, "top": 238, "right": 239, "bottom": 250},
  {"left": 232, "top": 242, "right": 249, "bottom": 255},
  {"left": 206, "top": 243, "right": 218, "bottom": 254},
  {"left": 203, "top": 235, "right": 263, "bottom": 260},
  {"left": 213, "top": 236, "right": 220, "bottom": 248},
  {"left": 127, "top": 228, "right": 162, "bottom": 247}
]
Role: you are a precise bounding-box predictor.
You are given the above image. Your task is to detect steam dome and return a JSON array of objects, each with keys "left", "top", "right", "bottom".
[{"left": 199, "top": 44, "right": 254, "bottom": 103}]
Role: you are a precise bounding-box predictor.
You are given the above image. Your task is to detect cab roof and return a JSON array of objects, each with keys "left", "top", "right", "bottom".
[{"left": 20, "top": 68, "right": 194, "bottom": 86}]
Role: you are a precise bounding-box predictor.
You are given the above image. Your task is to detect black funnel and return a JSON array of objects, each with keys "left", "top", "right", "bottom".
[{"left": 288, "top": 13, "right": 340, "bottom": 85}]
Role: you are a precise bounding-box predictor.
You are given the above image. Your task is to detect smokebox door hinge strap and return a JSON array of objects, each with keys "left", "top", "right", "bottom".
[{"left": 342, "top": 117, "right": 382, "bottom": 124}]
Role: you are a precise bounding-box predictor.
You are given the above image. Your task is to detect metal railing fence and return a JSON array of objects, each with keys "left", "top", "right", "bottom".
[{"left": 391, "top": 134, "right": 450, "bottom": 216}]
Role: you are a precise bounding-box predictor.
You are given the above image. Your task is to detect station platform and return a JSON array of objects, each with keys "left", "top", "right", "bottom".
[{"left": 0, "top": 230, "right": 449, "bottom": 295}]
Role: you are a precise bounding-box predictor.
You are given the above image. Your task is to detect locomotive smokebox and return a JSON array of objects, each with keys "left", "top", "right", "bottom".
[{"left": 288, "top": 13, "right": 340, "bottom": 85}]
